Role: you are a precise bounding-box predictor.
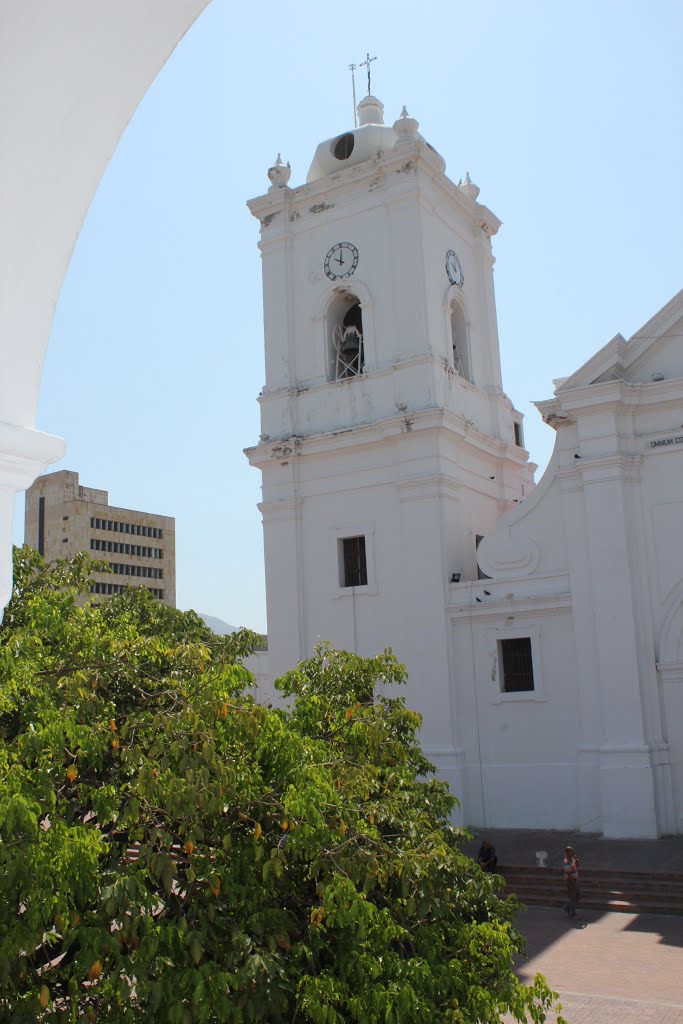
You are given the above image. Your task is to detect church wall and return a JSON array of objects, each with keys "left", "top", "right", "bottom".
[
  {"left": 294, "top": 453, "right": 456, "bottom": 758},
  {"left": 257, "top": 411, "right": 520, "bottom": 786},
  {"left": 639, "top": 436, "right": 683, "bottom": 834},
  {"left": 449, "top": 587, "right": 581, "bottom": 829},
  {"left": 469, "top": 344, "right": 683, "bottom": 835}
]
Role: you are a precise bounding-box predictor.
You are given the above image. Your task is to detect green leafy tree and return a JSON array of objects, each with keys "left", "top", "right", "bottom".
[{"left": 0, "top": 547, "right": 563, "bottom": 1023}]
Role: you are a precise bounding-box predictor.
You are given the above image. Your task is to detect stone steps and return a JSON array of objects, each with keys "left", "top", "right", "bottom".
[{"left": 499, "top": 864, "right": 683, "bottom": 917}]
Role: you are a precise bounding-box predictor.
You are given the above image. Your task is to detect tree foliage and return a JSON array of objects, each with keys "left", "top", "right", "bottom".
[{"left": 0, "top": 547, "right": 563, "bottom": 1023}]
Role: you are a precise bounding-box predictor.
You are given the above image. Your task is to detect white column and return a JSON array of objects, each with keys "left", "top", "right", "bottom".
[{"left": 579, "top": 455, "right": 659, "bottom": 837}]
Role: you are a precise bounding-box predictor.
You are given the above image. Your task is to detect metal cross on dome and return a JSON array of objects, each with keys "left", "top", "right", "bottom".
[{"left": 360, "top": 52, "right": 377, "bottom": 95}]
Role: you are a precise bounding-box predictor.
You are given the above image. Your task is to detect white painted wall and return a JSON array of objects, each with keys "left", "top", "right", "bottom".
[{"left": 475, "top": 294, "right": 683, "bottom": 837}]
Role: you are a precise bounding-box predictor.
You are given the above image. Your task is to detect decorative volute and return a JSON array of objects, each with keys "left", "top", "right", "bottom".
[{"left": 267, "top": 153, "right": 291, "bottom": 191}]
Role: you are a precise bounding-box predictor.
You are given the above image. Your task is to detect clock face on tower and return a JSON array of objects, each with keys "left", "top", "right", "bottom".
[
  {"left": 445, "top": 249, "right": 464, "bottom": 287},
  {"left": 324, "top": 242, "right": 359, "bottom": 280}
]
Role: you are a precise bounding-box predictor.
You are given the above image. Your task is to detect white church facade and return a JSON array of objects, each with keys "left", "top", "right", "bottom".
[{"left": 245, "top": 94, "right": 683, "bottom": 840}]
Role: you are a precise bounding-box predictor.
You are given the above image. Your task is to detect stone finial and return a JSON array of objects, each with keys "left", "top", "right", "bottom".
[
  {"left": 267, "top": 153, "right": 292, "bottom": 190},
  {"left": 393, "top": 105, "right": 419, "bottom": 143},
  {"left": 459, "top": 171, "right": 480, "bottom": 201},
  {"left": 357, "top": 94, "right": 385, "bottom": 126}
]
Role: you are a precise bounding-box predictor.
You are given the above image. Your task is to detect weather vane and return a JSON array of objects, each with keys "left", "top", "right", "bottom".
[
  {"left": 360, "top": 52, "right": 377, "bottom": 96},
  {"left": 348, "top": 63, "right": 358, "bottom": 127}
]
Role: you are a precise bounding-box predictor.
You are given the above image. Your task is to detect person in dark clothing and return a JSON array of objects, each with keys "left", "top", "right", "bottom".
[
  {"left": 562, "top": 846, "right": 580, "bottom": 917},
  {"left": 477, "top": 838, "right": 498, "bottom": 872}
]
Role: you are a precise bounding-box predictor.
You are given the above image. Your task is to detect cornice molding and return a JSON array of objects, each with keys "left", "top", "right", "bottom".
[
  {"left": 448, "top": 590, "right": 572, "bottom": 622},
  {"left": 246, "top": 404, "right": 532, "bottom": 468},
  {"left": 248, "top": 140, "right": 501, "bottom": 238}
]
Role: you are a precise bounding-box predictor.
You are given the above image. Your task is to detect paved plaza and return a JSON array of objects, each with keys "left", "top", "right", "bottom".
[{"left": 506, "top": 906, "right": 683, "bottom": 1024}]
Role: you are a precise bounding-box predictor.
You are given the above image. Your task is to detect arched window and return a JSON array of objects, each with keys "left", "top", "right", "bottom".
[
  {"left": 450, "top": 300, "right": 471, "bottom": 383},
  {"left": 327, "top": 291, "right": 365, "bottom": 381}
]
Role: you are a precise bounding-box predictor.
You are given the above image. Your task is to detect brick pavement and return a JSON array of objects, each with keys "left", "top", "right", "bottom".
[{"left": 504, "top": 906, "right": 683, "bottom": 1024}]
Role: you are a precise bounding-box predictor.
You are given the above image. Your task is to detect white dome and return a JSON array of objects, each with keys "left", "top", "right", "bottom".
[{"left": 306, "top": 95, "right": 397, "bottom": 183}]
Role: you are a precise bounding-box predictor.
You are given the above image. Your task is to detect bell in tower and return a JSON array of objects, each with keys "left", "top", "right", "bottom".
[{"left": 333, "top": 301, "right": 364, "bottom": 380}]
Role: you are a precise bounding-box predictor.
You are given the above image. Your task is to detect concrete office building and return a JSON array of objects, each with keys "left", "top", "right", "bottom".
[{"left": 25, "top": 470, "right": 175, "bottom": 606}]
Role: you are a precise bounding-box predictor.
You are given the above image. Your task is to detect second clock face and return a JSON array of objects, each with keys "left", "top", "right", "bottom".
[
  {"left": 446, "top": 249, "right": 464, "bottom": 287},
  {"left": 324, "top": 242, "right": 359, "bottom": 280}
]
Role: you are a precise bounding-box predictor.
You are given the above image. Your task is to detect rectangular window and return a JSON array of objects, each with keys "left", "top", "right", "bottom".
[
  {"left": 476, "top": 534, "right": 491, "bottom": 581},
  {"left": 499, "top": 637, "right": 535, "bottom": 693},
  {"left": 514, "top": 421, "right": 523, "bottom": 447},
  {"left": 341, "top": 536, "right": 367, "bottom": 588},
  {"left": 38, "top": 496, "right": 45, "bottom": 556}
]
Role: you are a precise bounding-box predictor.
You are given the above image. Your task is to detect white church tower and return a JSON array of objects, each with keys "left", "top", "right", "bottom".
[{"left": 246, "top": 94, "right": 533, "bottom": 790}]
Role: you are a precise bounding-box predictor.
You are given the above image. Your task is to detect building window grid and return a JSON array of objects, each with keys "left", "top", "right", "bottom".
[
  {"left": 341, "top": 536, "right": 368, "bottom": 588},
  {"left": 106, "top": 562, "right": 163, "bottom": 580},
  {"left": 90, "top": 516, "right": 163, "bottom": 540},
  {"left": 499, "top": 637, "right": 535, "bottom": 693},
  {"left": 90, "top": 538, "right": 162, "bottom": 559},
  {"left": 90, "top": 581, "right": 164, "bottom": 600}
]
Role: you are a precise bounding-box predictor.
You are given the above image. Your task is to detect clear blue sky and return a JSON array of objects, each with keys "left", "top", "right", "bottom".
[{"left": 16, "top": 0, "right": 683, "bottom": 633}]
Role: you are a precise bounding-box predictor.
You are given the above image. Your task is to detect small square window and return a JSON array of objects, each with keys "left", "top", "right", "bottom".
[
  {"left": 340, "top": 536, "right": 367, "bottom": 588},
  {"left": 499, "top": 637, "right": 534, "bottom": 693}
]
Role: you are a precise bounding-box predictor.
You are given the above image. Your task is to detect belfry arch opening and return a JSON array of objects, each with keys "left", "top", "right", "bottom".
[
  {"left": 326, "top": 291, "right": 365, "bottom": 381},
  {"left": 450, "top": 300, "right": 471, "bottom": 382}
]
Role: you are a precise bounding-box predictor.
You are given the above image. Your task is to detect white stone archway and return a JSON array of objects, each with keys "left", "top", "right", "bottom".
[{"left": 0, "top": 0, "right": 212, "bottom": 610}]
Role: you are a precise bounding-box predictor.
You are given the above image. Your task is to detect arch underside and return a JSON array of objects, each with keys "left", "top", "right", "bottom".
[{"left": 0, "top": 0, "right": 213, "bottom": 613}]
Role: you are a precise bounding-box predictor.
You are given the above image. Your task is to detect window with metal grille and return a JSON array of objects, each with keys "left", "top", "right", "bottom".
[
  {"left": 341, "top": 536, "right": 367, "bottom": 588},
  {"left": 500, "top": 637, "right": 535, "bottom": 692}
]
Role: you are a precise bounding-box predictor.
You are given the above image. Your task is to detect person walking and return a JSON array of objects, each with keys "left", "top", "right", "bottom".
[{"left": 562, "top": 845, "right": 580, "bottom": 917}]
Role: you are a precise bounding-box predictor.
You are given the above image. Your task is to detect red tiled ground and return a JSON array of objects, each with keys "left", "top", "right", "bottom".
[{"left": 504, "top": 907, "right": 683, "bottom": 1023}]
